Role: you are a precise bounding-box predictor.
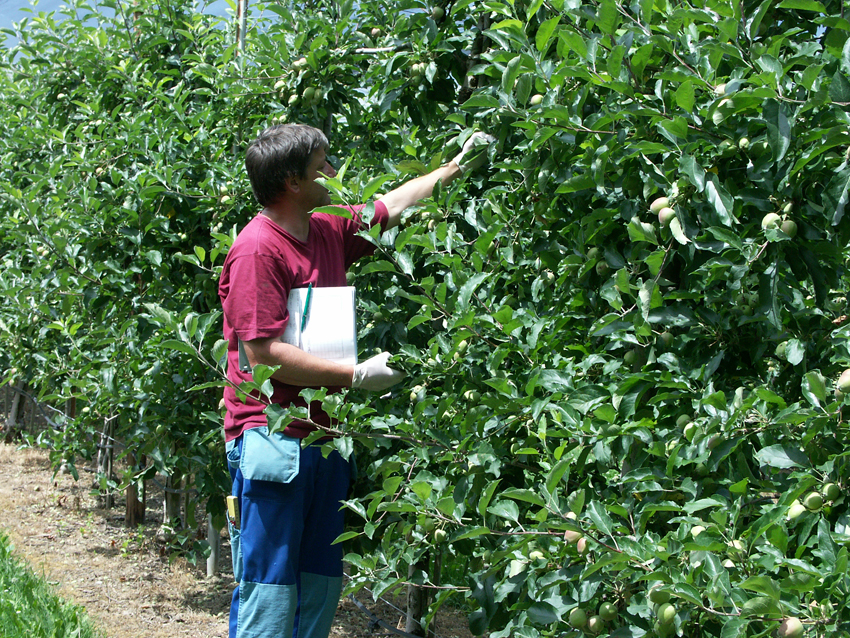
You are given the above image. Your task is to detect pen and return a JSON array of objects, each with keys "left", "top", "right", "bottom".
[{"left": 301, "top": 283, "right": 313, "bottom": 332}]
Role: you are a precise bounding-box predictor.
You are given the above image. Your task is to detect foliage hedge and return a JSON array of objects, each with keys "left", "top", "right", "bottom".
[{"left": 2, "top": 0, "right": 850, "bottom": 636}]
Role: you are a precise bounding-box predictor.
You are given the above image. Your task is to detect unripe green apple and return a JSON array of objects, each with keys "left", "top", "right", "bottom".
[
  {"left": 837, "top": 369, "right": 850, "bottom": 393},
  {"left": 718, "top": 139, "right": 737, "bottom": 157},
  {"left": 568, "top": 607, "right": 587, "bottom": 629},
  {"left": 783, "top": 201, "right": 794, "bottom": 215},
  {"left": 775, "top": 341, "right": 787, "bottom": 360},
  {"left": 761, "top": 212, "right": 781, "bottom": 229},
  {"left": 657, "top": 602, "right": 677, "bottom": 625},
  {"left": 676, "top": 414, "right": 691, "bottom": 428},
  {"left": 650, "top": 197, "right": 669, "bottom": 213},
  {"left": 648, "top": 586, "right": 671, "bottom": 604},
  {"left": 529, "top": 93, "right": 544, "bottom": 106},
  {"left": 690, "top": 525, "right": 706, "bottom": 538},
  {"left": 707, "top": 434, "right": 723, "bottom": 449},
  {"left": 576, "top": 537, "right": 589, "bottom": 555},
  {"left": 803, "top": 491, "right": 823, "bottom": 511},
  {"left": 658, "top": 206, "right": 676, "bottom": 227},
  {"left": 822, "top": 482, "right": 841, "bottom": 502},
  {"left": 598, "top": 602, "right": 617, "bottom": 621},
  {"left": 528, "top": 549, "right": 545, "bottom": 561},
  {"left": 370, "top": 27, "right": 382, "bottom": 37},
  {"left": 683, "top": 422, "right": 698, "bottom": 442},
  {"left": 738, "top": 137, "right": 750, "bottom": 150},
  {"left": 787, "top": 499, "right": 807, "bottom": 521},
  {"left": 777, "top": 617, "right": 804, "bottom": 638},
  {"left": 564, "top": 529, "right": 583, "bottom": 544},
  {"left": 433, "top": 528, "right": 447, "bottom": 543},
  {"left": 595, "top": 261, "right": 610, "bottom": 276},
  {"left": 623, "top": 349, "right": 639, "bottom": 366},
  {"left": 659, "top": 331, "right": 674, "bottom": 349},
  {"left": 430, "top": 6, "right": 444, "bottom": 19},
  {"left": 586, "top": 247, "right": 600, "bottom": 261},
  {"left": 781, "top": 219, "right": 797, "bottom": 237},
  {"left": 587, "top": 615, "right": 605, "bottom": 634}
]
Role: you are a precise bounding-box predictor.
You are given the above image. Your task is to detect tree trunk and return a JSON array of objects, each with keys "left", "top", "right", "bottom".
[
  {"left": 161, "top": 470, "right": 183, "bottom": 533},
  {"left": 125, "top": 451, "right": 146, "bottom": 526},
  {"left": 3, "top": 383, "right": 25, "bottom": 443},
  {"left": 96, "top": 417, "right": 116, "bottom": 508},
  {"left": 405, "top": 552, "right": 430, "bottom": 637}
]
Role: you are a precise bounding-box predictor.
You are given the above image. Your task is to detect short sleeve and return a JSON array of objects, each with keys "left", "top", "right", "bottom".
[{"left": 221, "top": 253, "right": 292, "bottom": 341}]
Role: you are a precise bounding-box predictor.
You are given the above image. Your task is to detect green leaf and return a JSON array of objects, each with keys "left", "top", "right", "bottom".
[
  {"left": 160, "top": 339, "right": 197, "bottom": 357},
  {"left": 675, "top": 80, "right": 695, "bottom": 112},
  {"left": 785, "top": 339, "right": 805, "bottom": 365},
  {"left": 487, "top": 500, "right": 520, "bottom": 522},
  {"left": 754, "top": 444, "right": 810, "bottom": 469},
  {"left": 502, "top": 55, "right": 522, "bottom": 96},
  {"left": 763, "top": 99, "right": 791, "bottom": 162},
  {"left": 739, "top": 596, "right": 781, "bottom": 618},
  {"left": 705, "top": 175, "right": 735, "bottom": 226},
  {"left": 669, "top": 217, "right": 690, "bottom": 245},
  {"left": 739, "top": 576, "right": 781, "bottom": 600},
  {"left": 628, "top": 217, "right": 659, "bottom": 244},
  {"left": 829, "top": 71, "right": 850, "bottom": 103},
  {"left": 536, "top": 17, "right": 560, "bottom": 55},
  {"left": 527, "top": 602, "right": 560, "bottom": 625},
  {"left": 587, "top": 500, "right": 615, "bottom": 536},
  {"left": 680, "top": 154, "right": 705, "bottom": 192},
  {"left": 823, "top": 167, "right": 850, "bottom": 225},
  {"left": 462, "top": 95, "right": 501, "bottom": 109},
  {"left": 501, "top": 488, "right": 547, "bottom": 508},
  {"left": 777, "top": 0, "right": 826, "bottom": 10},
  {"left": 453, "top": 526, "right": 491, "bottom": 541},
  {"left": 478, "top": 479, "right": 502, "bottom": 517},
  {"left": 802, "top": 370, "right": 827, "bottom": 407},
  {"left": 457, "top": 273, "right": 489, "bottom": 312},
  {"left": 411, "top": 481, "right": 432, "bottom": 501}
]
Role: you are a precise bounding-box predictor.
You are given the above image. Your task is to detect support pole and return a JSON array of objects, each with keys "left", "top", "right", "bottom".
[{"left": 207, "top": 512, "right": 221, "bottom": 577}]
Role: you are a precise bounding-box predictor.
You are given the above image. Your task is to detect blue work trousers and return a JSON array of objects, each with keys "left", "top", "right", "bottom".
[{"left": 226, "top": 426, "right": 350, "bottom": 638}]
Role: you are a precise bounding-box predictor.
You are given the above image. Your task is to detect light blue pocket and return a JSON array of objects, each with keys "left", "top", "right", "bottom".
[{"left": 240, "top": 426, "right": 300, "bottom": 484}]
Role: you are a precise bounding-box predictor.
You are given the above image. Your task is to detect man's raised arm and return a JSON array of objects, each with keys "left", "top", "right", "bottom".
[{"left": 378, "top": 132, "right": 496, "bottom": 229}]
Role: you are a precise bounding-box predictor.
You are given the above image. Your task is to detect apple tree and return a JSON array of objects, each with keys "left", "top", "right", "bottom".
[{"left": 2, "top": 0, "right": 850, "bottom": 635}]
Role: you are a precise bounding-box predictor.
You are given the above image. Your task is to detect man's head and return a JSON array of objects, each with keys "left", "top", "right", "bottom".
[{"left": 245, "top": 124, "right": 330, "bottom": 207}]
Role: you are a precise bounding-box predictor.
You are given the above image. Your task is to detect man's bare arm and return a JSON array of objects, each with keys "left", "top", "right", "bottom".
[
  {"left": 242, "top": 337, "right": 354, "bottom": 387},
  {"left": 378, "top": 162, "right": 462, "bottom": 229}
]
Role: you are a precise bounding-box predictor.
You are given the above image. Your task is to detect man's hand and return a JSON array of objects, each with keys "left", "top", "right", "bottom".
[
  {"left": 452, "top": 131, "right": 496, "bottom": 174},
  {"left": 351, "top": 352, "right": 406, "bottom": 391}
]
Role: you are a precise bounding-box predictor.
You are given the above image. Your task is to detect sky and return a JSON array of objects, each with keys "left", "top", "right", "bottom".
[{"left": 0, "top": 0, "right": 231, "bottom": 45}]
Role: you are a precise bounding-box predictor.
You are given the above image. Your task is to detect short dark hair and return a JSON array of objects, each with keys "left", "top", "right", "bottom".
[{"left": 245, "top": 124, "right": 329, "bottom": 206}]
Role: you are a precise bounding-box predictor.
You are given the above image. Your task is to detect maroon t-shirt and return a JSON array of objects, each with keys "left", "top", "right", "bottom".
[{"left": 219, "top": 202, "right": 389, "bottom": 442}]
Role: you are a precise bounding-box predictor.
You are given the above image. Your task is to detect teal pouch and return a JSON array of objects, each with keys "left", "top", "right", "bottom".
[{"left": 240, "top": 426, "right": 300, "bottom": 484}]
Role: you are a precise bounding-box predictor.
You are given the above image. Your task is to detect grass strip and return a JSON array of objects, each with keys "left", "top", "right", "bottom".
[{"left": 0, "top": 530, "right": 102, "bottom": 638}]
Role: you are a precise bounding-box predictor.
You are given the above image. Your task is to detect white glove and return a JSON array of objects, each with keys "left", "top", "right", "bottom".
[
  {"left": 452, "top": 131, "right": 496, "bottom": 174},
  {"left": 351, "top": 352, "right": 405, "bottom": 392}
]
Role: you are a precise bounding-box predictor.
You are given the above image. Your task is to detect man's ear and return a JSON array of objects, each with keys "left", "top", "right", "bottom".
[{"left": 284, "top": 175, "right": 301, "bottom": 193}]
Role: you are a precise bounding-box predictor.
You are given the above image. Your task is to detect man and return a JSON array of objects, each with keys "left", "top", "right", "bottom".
[{"left": 218, "top": 123, "right": 493, "bottom": 638}]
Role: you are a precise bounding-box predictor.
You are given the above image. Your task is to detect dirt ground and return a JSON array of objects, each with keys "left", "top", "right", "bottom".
[{"left": 0, "top": 443, "right": 475, "bottom": 638}]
